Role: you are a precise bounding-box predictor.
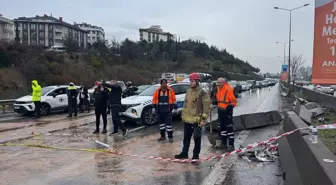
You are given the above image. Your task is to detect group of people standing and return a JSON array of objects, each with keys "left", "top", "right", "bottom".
[
  {"left": 93, "top": 80, "right": 128, "bottom": 137},
  {"left": 151, "top": 73, "right": 238, "bottom": 162}
]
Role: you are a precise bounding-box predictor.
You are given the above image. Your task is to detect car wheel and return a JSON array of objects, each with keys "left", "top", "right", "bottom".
[
  {"left": 141, "top": 107, "right": 157, "bottom": 125},
  {"left": 40, "top": 103, "right": 50, "bottom": 116}
]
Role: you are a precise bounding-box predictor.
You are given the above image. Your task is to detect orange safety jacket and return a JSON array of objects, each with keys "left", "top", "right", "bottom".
[
  {"left": 152, "top": 87, "right": 177, "bottom": 113},
  {"left": 216, "top": 84, "right": 237, "bottom": 109}
]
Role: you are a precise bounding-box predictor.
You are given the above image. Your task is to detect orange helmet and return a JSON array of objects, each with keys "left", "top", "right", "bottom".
[{"left": 189, "top": 73, "right": 200, "bottom": 81}]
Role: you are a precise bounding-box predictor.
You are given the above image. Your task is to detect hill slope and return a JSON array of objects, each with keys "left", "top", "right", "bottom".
[{"left": 0, "top": 39, "right": 262, "bottom": 99}]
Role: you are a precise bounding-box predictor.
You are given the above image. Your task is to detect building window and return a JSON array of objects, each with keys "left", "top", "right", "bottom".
[
  {"left": 23, "top": 24, "right": 28, "bottom": 29},
  {"left": 31, "top": 40, "right": 37, "bottom": 45},
  {"left": 92, "top": 31, "right": 95, "bottom": 34},
  {"left": 39, "top": 40, "right": 45, "bottom": 45},
  {"left": 39, "top": 24, "right": 45, "bottom": 30},
  {"left": 39, "top": 31, "right": 45, "bottom": 38},
  {"left": 31, "top": 24, "right": 36, "bottom": 30},
  {"left": 23, "top": 31, "right": 28, "bottom": 37}
]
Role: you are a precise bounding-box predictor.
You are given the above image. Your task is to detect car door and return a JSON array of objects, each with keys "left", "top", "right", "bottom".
[
  {"left": 172, "top": 84, "right": 189, "bottom": 109},
  {"left": 47, "top": 87, "right": 68, "bottom": 110}
]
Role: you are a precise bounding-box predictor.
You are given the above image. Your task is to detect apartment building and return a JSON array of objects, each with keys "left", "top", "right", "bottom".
[
  {"left": 139, "top": 25, "right": 175, "bottom": 42},
  {"left": 0, "top": 14, "right": 14, "bottom": 41},
  {"left": 74, "top": 22, "right": 105, "bottom": 45},
  {"left": 14, "top": 14, "right": 88, "bottom": 49}
]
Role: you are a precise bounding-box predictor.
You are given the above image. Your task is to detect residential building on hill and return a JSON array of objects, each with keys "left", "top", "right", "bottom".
[
  {"left": 74, "top": 22, "right": 105, "bottom": 45},
  {"left": 14, "top": 14, "right": 88, "bottom": 49},
  {"left": 139, "top": 25, "right": 175, "bottom": 42},
  {"left": 0, "top": 14, "right": 14, "bottom": 41}
]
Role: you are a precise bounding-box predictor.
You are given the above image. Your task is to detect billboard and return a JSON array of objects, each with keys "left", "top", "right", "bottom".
[
  {"left": 312, "top": 0, "right": 336, "bottom": 84},
  {"left": 282, "top": 64, "right": 288, "bottom": 72},
  {"left": 281, "top": 72, "right": 288, "bottom": 81}
]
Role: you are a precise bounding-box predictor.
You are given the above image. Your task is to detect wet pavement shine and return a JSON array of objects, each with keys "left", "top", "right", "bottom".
[{"left": 0, "top": 84, "right": 282, "bottom": 185}]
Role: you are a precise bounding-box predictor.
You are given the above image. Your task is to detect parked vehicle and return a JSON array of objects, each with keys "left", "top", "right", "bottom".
[
  {"left": 314, "top": 85, "right": 335, "bottom": 95},
  {"left": 256, "top": 81, "right": 263, "bottom": 88},
  {"left": 239, "top": 81, "right": 250, "bottom": 91},
  {"left": 120, "top": 83, "right": 189, "bottom": 125},
  {"left": 46, "top": 46, "right": 67, "bottom": 53},
  {"left": 246, "top": 80, "right": 257, "bottom": 89},
  {"left": 14, "top": 85, "right": 89, "bottom": 116}
]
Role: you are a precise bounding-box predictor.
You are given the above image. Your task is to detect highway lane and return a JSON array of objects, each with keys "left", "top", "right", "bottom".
[{"left": 0, "top": 84, "right": 282, "bottom": 185}]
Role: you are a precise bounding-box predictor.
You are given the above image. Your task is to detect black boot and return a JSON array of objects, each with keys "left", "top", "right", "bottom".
[
  {"left": 157, "top": 136, "right": 166, "bottom": 141},
  {"left": 93, "top": 129, "right": 99, "bottom": 134},
  {"left": 191, "top": 155, "right": 200, "bottom": 164},
  {"left": 101, "top": 129, "right": 107, "bottom": 134},
  {"left": 174, "top": 152, "right": 188, "bottom": 159}
]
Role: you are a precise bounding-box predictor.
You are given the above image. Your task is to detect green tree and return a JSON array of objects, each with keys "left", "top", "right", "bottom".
[{"left": 63, "top": 34, "right": 79, "bottom": 52}]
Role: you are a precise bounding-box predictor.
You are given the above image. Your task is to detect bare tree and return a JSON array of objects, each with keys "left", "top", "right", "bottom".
[{"left": 290, "top": 53, "right": 306, "bottom": 92}]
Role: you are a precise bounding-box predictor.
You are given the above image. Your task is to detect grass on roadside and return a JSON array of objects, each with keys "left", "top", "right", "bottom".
[{"left": 311, "top": 109, "right": 336, "bottom": 155}]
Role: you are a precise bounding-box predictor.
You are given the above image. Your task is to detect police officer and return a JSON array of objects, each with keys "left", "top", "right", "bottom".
[
  {"left": 98, "top": 80, "right": 129, "bottom": 137},
  {"left": 214, "top": 77, "right": 237, "bottom": 152},
  {"left": 152, "top": 79, "right": 177, "bottom": 143},
  {"left": 174, "top": 73, "right": 211, "bottom": 161},
  {"left": 93, "top": 84, "right": 109, "bottom": 134},
  {"left": 67, "top": 82, "right": 79, "bottom": 117}
]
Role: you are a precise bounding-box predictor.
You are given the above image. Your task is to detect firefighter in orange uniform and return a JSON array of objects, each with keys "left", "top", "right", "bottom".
[
  {"left": 214, "top": 77, "right": 237, "bottom": 151},
  {"left": 152, "top": 79, "right": 177, "bottom": 143}
]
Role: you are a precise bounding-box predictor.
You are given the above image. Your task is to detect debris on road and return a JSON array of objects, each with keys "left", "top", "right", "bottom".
[{"left": 238, "top": 143, "right": 278, "bottom": 163}]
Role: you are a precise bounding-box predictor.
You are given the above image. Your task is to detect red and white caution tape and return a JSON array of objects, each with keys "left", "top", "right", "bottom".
[{"left": 92, "top": 128, "right": 304, "bottom": 163}]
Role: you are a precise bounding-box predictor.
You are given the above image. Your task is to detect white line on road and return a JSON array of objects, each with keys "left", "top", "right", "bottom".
[
  {"left": 201, "top": 130, "right": 251, "bottom": 185},
  {"left": 128, "top": 126, "right": 147, "bottom": 133}
]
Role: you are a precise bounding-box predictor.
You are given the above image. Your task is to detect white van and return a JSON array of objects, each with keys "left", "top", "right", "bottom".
[{"left": 46, "top": 46, "right": 67, "bottom": 53}]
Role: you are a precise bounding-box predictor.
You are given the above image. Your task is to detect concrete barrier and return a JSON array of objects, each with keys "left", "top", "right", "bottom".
[
  {"left": 278, "top": 111, "right": 336, "bottom": 185},
  {"left": 205, "top": 110, "right": 282, "bottom": 132},
  {"left": 284, "top": 83, "right": 336, "bottom": 109}
]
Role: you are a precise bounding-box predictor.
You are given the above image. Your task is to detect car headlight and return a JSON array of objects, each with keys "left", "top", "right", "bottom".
[
  {"left": 25, "top": 101, "right": 33, "bottom": 104},
  {"left": 124, "top": 103, "right": 141, "bottom": 109}
]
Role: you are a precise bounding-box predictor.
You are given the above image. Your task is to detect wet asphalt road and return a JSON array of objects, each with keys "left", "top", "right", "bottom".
[{"left": 0, "top": 84, "right": 281, "bottom": 185}]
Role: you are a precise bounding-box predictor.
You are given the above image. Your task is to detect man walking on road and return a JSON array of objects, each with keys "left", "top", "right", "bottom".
[
  {"left": 213, "top": 77, "right": 237, "bottom": 152},
  {"left": 93, "top": 84, "right": 109, "bottom": 134},
  {"left": 32, "top": 80, "right": 42, "bottom": 119},
  {"left": 67, "top": 82, "right": 79, "bottom": 118},
  {"left": 174, "top": 73, "right": 211, "bottom": 161},
  {"left": 98, "top": 80, "right": 128, "bottom": 137},
  {"left": 152, "top": 79, "right": 177, "bottom": 143}
]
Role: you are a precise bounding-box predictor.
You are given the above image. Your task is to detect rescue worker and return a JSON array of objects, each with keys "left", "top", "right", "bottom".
[
  {"left": 79, "top": 84, "right": 90, "bottom": 113},
  {"left": 174, "top": 73, "right": 211, "bottom": 161},
  {"left": 152, "top": 79, "right": 177, "bottom": 142},
  {"left": 67, "top": 82, "right": 79, "bottom": 117},
  {"left": 32, "top": 80, "right": 42, "bottom": 119},
  {"left": 93, "top": 84, "right": 109, "bottom": 134},
  {"left": 213, "top": 77, "right": 237, "bottom": 151},
  {"left": 98, "top": 80, "right": 129, "bottom": 137}
]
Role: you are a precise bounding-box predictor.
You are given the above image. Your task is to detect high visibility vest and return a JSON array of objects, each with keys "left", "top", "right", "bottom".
[{"left": 216, "top": 85, "right": 237, "bottom": 109}]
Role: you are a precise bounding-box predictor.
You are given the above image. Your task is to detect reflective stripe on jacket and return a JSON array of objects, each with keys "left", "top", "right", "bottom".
[
  {"left": 152, "top": 87, "right": 177, "bottom": 113},
  {"left": 216, "top": 84, "right": 237, "bottom": 109},
  {"left": 32, "top": 80, "right": 42, "bottom": 102}
]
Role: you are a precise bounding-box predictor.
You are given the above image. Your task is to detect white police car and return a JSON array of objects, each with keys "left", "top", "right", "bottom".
[
  {"left": 120, "top": 83, "right": 190, "bottom": 125},
  {"left": 13, "top": 85, "right": 87, "bottom": 116}
]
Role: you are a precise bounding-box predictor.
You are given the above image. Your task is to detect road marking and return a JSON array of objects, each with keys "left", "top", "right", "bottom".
[
  {"left": 201, "top": 130, "right": 250, "bottom": 185},
  {"left": 128, "top": 126, "right": 146, "bottom": 133}
]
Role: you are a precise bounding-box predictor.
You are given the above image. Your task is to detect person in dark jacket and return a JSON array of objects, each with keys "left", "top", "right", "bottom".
[
  {"left": 93, "top": 84, "right": 109, "bottom": 134},
  {"left": 79, "top": 84, "right": 90, "bottom": 113},
  {"left": 67, "top": 82, "right": 79, "bottom": 117},
  {"left": 97, "top": 80, "right": 129, "bottom": 137}
]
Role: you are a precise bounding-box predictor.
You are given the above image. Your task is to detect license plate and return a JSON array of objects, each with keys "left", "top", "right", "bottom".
[
  {"left": 14, "top": 106, "right": 20, "bottom": 110},
  {"left": 177, "top": 101, "right": 184, "bottom": 108}
]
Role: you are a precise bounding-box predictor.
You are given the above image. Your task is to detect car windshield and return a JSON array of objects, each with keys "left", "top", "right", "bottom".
[
  {"left": 138, "top": 85, "right": 158, "bottom": 96},
  {"left": 35, "top": 86, "right": 54, "bottom": 96},
  {"left": 137, "top": 85, "right": 150, "bottom": 91},
  {"left": 240, "top": 82, "right": 247, "bottom": 85},
  {"left": 229, "top": 81, "right": 237, "bottom": 86},
  {"left": 246, "top": 80, "right": 254, "bottom": 84}
]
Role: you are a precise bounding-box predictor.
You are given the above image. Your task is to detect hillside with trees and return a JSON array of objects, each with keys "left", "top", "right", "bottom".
[{"left": 0, "top": 37, "right": 261, "bottom": 99}]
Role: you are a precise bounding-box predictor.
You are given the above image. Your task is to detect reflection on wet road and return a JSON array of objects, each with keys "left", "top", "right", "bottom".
[{"left": 0, "top": 84, "right": 281, "bottom": 185}]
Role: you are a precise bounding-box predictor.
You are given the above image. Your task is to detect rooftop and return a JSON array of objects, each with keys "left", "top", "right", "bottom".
[
  {"left": 14, "top": 14, "right": 89, "bottom": 33},
  {"left": 139, "top": 25, "right": 173, "bottom": 35},
  {"left": 74, "top": 22, "right": 104, "bottom": 31}
]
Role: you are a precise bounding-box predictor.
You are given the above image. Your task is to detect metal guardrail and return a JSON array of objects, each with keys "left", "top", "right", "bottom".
[{"left": 0, "top": 99, "right": 16, "bottom": 113}]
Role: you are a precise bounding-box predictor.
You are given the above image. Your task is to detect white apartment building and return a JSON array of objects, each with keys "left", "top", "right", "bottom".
[
  {"left": 0, "top": 14, "right": 14, "bottom": 41},
  {"left": 139, "top": 25, "right": 175, "bottom": 42},
  {"left": 74, "top": 22, "right": 105, "bottom": 45},
  {"left": 14, "top": 15, "right": 88, "bottom": 49}
]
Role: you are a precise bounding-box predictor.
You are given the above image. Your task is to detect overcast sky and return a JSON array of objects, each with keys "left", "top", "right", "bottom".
[{"left": 1, "top": 0, "right": 314, "bottom": 73}]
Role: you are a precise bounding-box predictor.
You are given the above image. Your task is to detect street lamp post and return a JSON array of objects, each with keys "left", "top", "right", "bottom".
[
  {"left": 276, "top": 40, "right": 294, "bottom": 65},
  {"left": 274, "top": 3, "right": 309, "bottom": 91}
]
